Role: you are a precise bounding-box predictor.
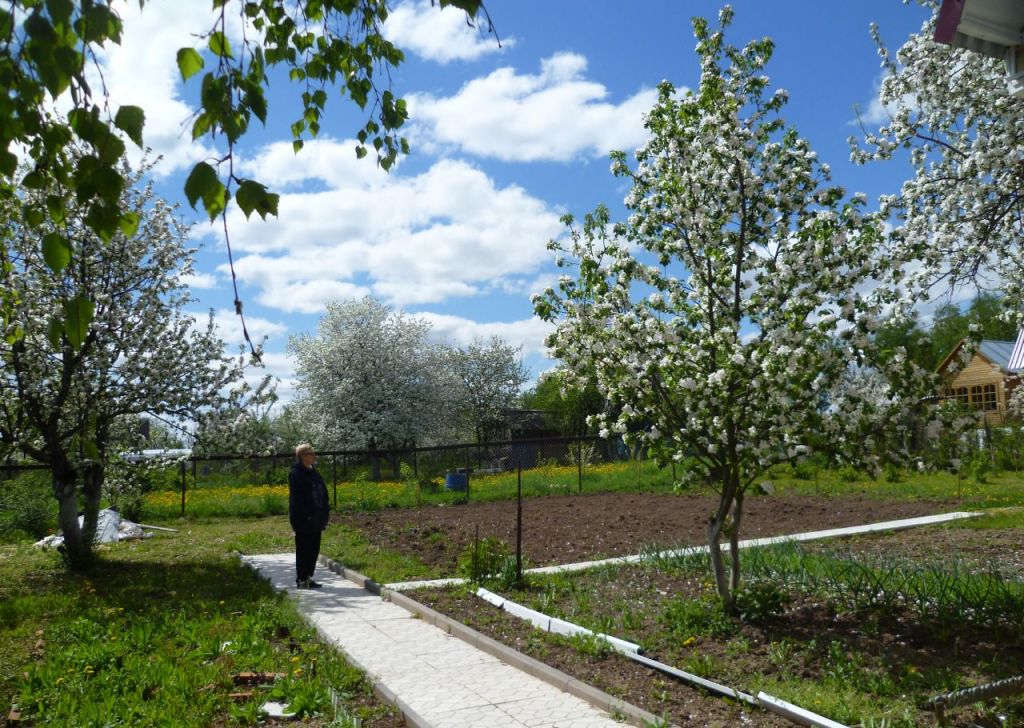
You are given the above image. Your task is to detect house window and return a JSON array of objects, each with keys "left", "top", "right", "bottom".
[
  {"left": 953, "top": 386, "right": 969, "bottom": 407},
  {"left": 970, "top": 385, "right": 984, "bottom": 409},
  {"left": 983, "top": 384, "right": 998, "bottom": 411}
]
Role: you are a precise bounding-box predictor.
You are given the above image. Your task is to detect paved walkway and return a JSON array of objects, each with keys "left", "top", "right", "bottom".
[{"left": 242, "top": 554, "right": 630, "bottom": 728}]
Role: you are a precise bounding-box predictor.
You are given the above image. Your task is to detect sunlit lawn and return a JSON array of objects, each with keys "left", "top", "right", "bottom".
[{"left": 0, "top": 518, "right": 399, "bottom": 727}]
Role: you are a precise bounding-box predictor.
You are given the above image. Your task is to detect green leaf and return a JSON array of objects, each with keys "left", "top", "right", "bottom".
[
  {"left": 235, "top": 179, "right": 279, "bottom": 220},
  {"left": 184, "top": 161, "right": 227, "bottom": 220},
  {"left": 85, "top": 202, "right": 121, "bottom": 243},
  {"left": 45, "top": 0, "right": 74, "bottom": 26},
  {"left": 0, "top": 149, "right": 17, "bottom": 177},
  {"left": 184, "top": 161, "right": 217, "bottom": 210},
  {"left": 23, "top": 206, "right": 45, "bottom": 227},
  {"left": 62, "top": 295, "right": 94, "bottom": 350},
  {"left": 45, "top": 194, "right": 66, "bottom": 225},
  {"left": 355, "top": 145, "right": 368, "bottom": 160},
  {"left": 41, "top": 232, "right": 71, "bottom": 273},
  {"left": 47, "top": 316, "right": 62, "bottom": 349},
  {"left": 292, "top": 139, "right": 303, "bottom": 153},
  {"left": 176, "top": 47, "right": 204, "bottom": 81},
  {"left": 245, "top": 84, "right": 267, "bottom": 124},
  {"left": 118, "top": 211, "right": 140, "bottom": 237},
  {"left": 114, "top": 105, "right": 145, "bottom": 147},
  {"left": 208, "top": 31, "right": 232, "bottom": 58},
  {"left": 21, "top": 170, "right": 46, "bottom": 190}
]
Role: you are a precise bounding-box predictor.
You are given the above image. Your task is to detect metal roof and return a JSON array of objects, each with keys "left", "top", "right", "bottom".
[{"left": 978, "top": 339, "right": 1019, "bottom": 371}]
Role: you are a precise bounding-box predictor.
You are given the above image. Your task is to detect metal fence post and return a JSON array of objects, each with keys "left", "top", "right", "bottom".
[
  {"left": 179, "top": 460, "right": 186, "bottom": 517},
  {"left": 516, "top": 465, "right": 523, "bottom": 583},
  {"left": 577, "top": 445, "right": 583, "bottom": 493},
  {"left": 332, "top": 453, "right": 338, "bottom": 509}
]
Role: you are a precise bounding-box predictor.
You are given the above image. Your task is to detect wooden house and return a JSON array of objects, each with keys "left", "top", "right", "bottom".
[{"left": 936, "top": 337, "right": 1023, "bottom": 425}]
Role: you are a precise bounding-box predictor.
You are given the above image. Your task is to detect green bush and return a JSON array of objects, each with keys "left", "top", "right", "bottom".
[
  {"left": 0, "top": 471, "right": 55, "bottom": 542},
  {"left": 790, "top": 460, "right": 816, "bottom": 481},
  {"left": 966, "top": 452, "right": 993, "bottom": 484},
  {"left": 735, "top": 581, "right": 791, "bottom": 622},
  {"left": 882, "top": 463, "right": 902, "bottom": 483},
  {"left": 836, "top": 465, "right": 859, "bottom": 484},
  {"left": 457, "top": 537, "right": 512, "bottom": 584}
]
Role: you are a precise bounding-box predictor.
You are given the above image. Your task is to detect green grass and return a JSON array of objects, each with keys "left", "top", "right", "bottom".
[
  {"left": 0, "top": 519, "right": 398, "bottom": 727},
  {"left": 768, "top": 463, "right": 1024, "bottom": 508}
]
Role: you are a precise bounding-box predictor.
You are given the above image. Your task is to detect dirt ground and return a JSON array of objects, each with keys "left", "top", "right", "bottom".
[
  {"left": 337, "top": 492, "right": 1022, "bottom": 726},
  {"left": 335, "top": 491, "right": 958, "bottom": 576}
]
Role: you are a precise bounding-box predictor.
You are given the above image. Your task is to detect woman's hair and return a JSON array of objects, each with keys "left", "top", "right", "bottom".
[{"left": 295, "top": 443, "right": 315, "bottom": 461}]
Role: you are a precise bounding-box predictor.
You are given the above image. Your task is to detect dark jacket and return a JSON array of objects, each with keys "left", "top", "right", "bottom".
[{"left": 289, "top": 462, "right": 330, "bottom": 533}]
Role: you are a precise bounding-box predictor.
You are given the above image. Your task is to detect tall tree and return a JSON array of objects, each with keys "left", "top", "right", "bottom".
[
  {"left": 521, "top": 368, "right": 605, "bottom": 437},
  {"left": 535, "top": 8, "right": 912, "bottom": 614},
  {"left": 448, "top": 337, "right": 528, "bottom": 442},
  {"left": 852, "top": 1, "right": 1024, "bottom": 318},
  {"left": 0, "top": 160, "right": 265, "bottom": 568},
  {"left": 289, "top": 296, "right": 450, "bottom": 476},
  {"left": 0, "top": 0, "right": 491, "bottom": 353}
]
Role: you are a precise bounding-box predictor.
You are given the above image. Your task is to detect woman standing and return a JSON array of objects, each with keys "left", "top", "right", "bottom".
[{"left": 288, "top": 443, "right": 330, "bottom": 588}]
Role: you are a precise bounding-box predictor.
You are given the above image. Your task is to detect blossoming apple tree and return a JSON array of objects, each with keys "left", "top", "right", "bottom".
[
  {"left": 851, "top": 2, "right": 1024, "bottom": 314},
  {"left": 534, "top": 8, "right": 916, "bottom": 614},
  {"left": 0, "top": 160, "right": 270, "bottom": 568}
]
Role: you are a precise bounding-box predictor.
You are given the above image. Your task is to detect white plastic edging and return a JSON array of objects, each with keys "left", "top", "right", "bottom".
[
  {"left": 627, "top": 652, "right": 756, "bottom": 706},
  {"left": 476, "top": 587, "right": 642, "bottom": 655},
  {"left": 385, "top": 576, "right": 468, "bottom": 590},
  {"left": 524, "top": 511, "right": 983, "bottom": 576},
  {"left": 756, "top": 691, "right": 848, "bottom": 728},
  {"left": 475, "top": 588, "right": 505, "bottom": 609}
]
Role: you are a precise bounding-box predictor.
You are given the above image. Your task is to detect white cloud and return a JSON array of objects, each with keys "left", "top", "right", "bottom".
[
  {"left": 217, "top": 146, "right": 563, "bottom": 311},
  {"left": 383, "top": 0, "right": 512, "bottom": 64},
  {"left": 210, "top": 309, "right": 288, "bottom": 345},
  {"left": 406, "top": 53, "right": 657, "bottom": 162},
  {"left": 93, "top": 0, "right": 222, "bottom": 176},
  {"left": 181, "top": 272, "right": 219, "bottom": 289},
  {"left": 419, "top": 312, "right": 554, "bottom": 360},
  {"left": 240, "top": 138, "right": 389, "bottom": 190}
]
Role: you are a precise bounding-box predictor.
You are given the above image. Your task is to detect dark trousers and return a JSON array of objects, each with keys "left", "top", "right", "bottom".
[{"left": 294, "top": 531, "right": 322, "bottom": 582}]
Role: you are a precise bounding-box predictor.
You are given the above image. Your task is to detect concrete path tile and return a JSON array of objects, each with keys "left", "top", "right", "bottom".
[
  {"left": 426, "top": 703, "right": 530, "bottom": 728},
  {"left": 241, "top": 553, "right": 627, "bottom": 728}
]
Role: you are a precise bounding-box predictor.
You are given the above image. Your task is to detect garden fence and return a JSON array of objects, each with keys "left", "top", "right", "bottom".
[{"left": 1, "top": 435, "right": 653, "bottom": 518}]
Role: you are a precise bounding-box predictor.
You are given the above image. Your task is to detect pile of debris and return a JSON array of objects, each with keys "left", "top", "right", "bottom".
[{"left": 33, "top": 508, "right": 168, "bottom": 549}]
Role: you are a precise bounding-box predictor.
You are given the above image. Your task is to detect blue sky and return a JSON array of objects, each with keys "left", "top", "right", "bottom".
[{"left": 100, "top": 0, "right": 933, "bottom": 403}]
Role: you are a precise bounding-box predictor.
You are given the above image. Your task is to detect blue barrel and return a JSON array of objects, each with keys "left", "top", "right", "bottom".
[{"left": 444, "top": 471, "right": 468, "bottom": 492}]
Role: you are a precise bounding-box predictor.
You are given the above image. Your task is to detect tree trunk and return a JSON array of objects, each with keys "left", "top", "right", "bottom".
[
  {"left": 707, "top": 462, "right": 743, "bottom": 615},
  {"left": 729, "top": 488, "right": 744, "bottom": 593},
  {"left": 81, "top": 463, "right": 104, "bottom": 546},
  {"left": 53, "top": 467, "right": 92, "bottom": 569},
  {"left": 707, "top": 488, "right": 738, "bottom": 614},
  {"left": 707, "top": 512, "right": 734, "bottom": 614}
]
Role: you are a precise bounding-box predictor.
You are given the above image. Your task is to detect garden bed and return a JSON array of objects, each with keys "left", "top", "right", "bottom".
[
  {"left": 410, "top": 528, "right": 1024, "bottom": 727},
  {"left": 335, "top": 491, "right": 956, "bottom": 576}
]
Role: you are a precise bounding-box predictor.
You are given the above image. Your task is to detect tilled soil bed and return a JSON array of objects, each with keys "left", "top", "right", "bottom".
[
  {"left": 412, "top": 563, "right": 1023, "bottom": 728},
  {"left": 334, "top": 491, "right": 958, "bottom": 576}
]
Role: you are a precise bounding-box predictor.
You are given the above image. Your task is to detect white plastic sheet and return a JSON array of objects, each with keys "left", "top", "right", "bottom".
[{"left": 34, "top": 508, "right": 154, "bottom": 549}]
